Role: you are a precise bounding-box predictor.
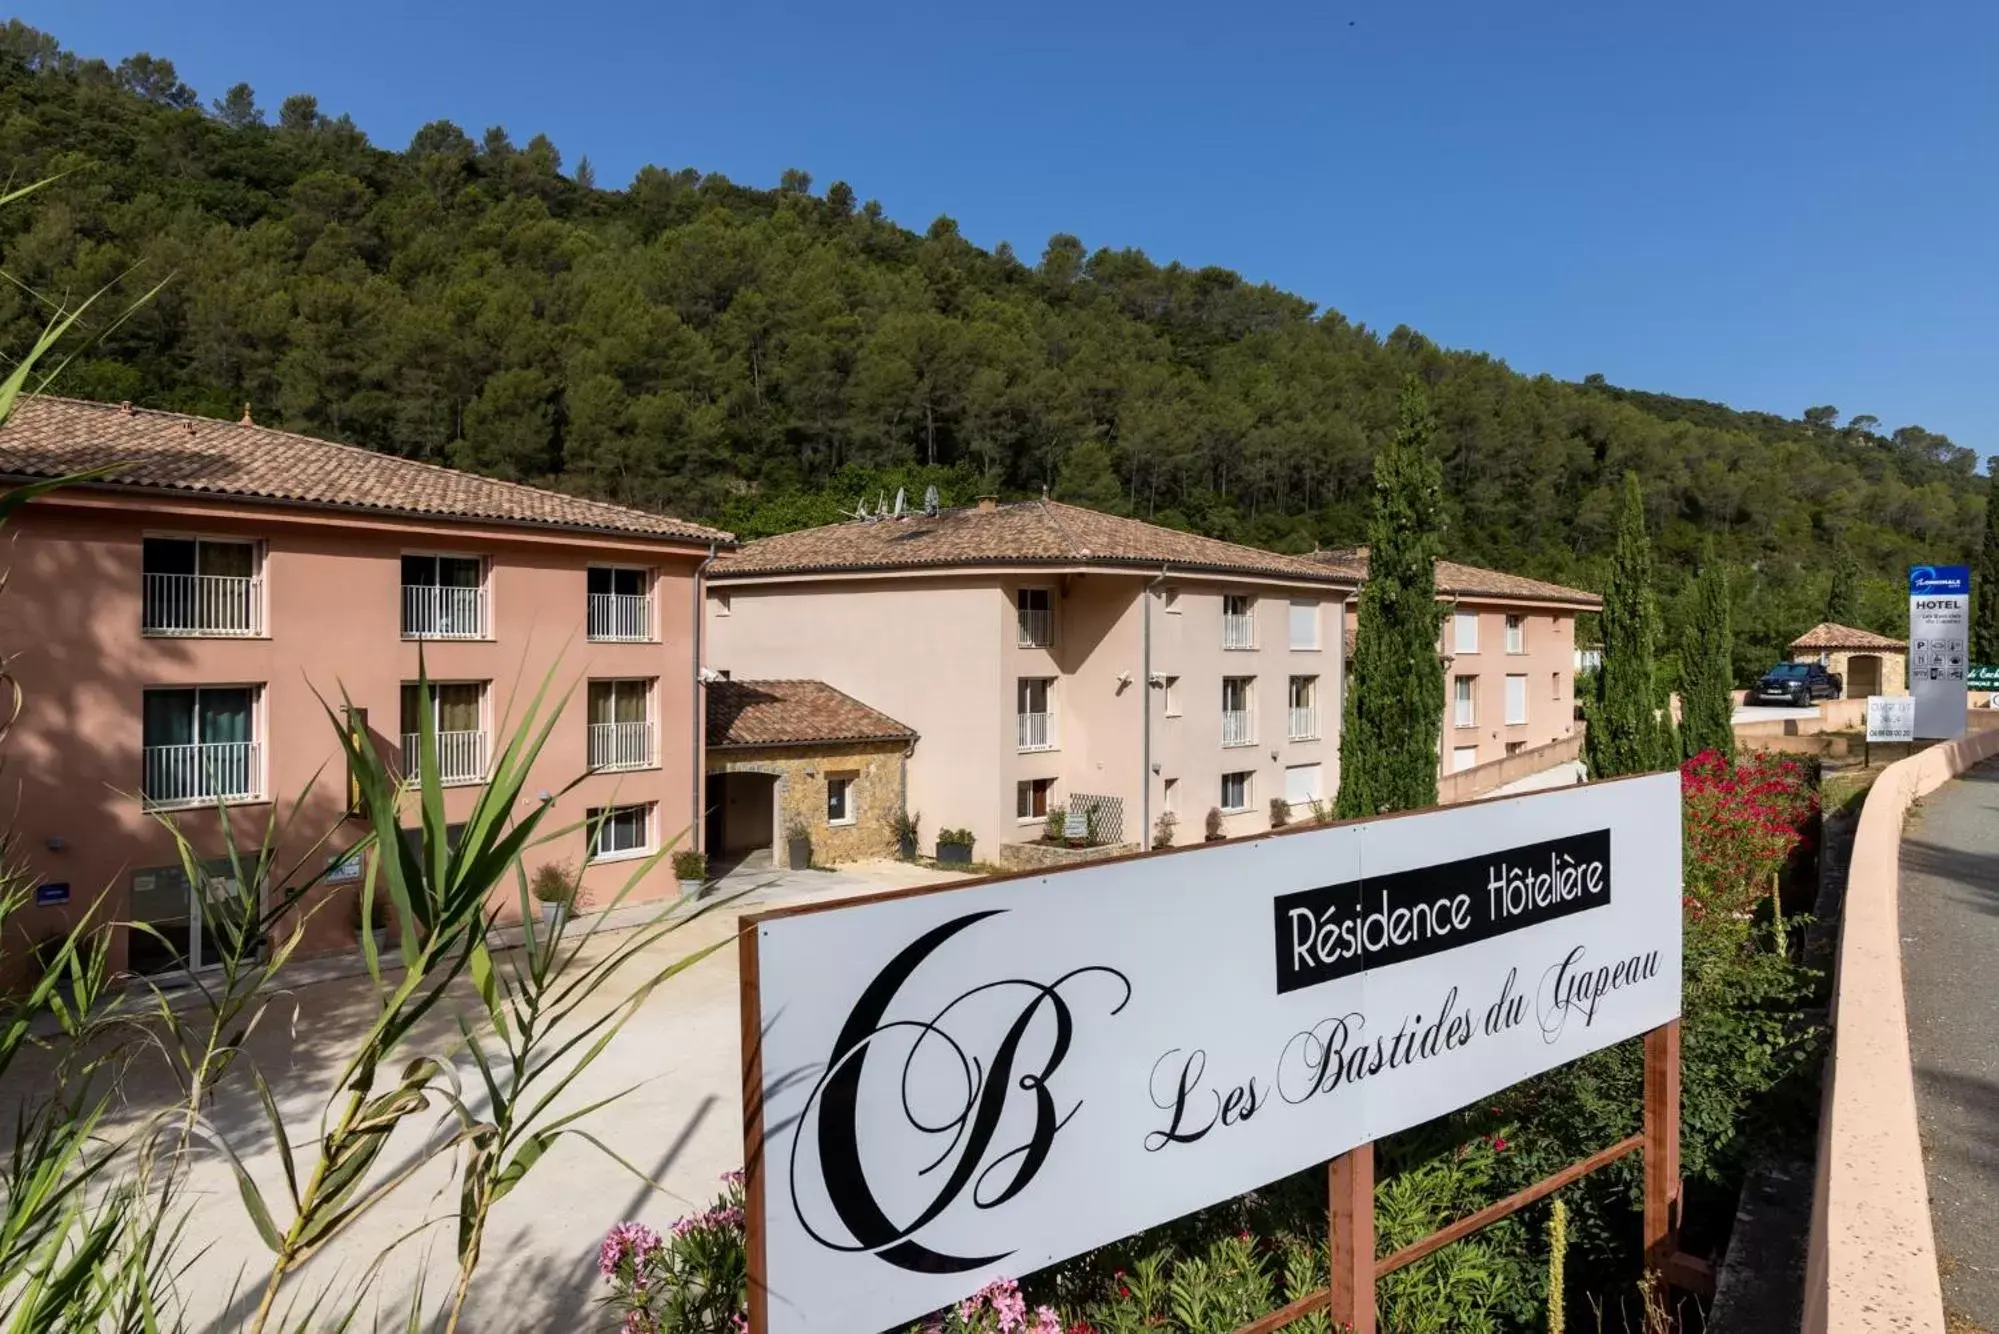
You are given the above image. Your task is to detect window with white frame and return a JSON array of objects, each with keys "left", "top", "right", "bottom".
[
  {"left": 1162, "top": 777, "right": 1178, "bottom": 813},
  {"left": 1016, "top": 587, "right": 1054, "bottom": 647},
  {"left": 1017, "top": 777, "right": 1055, "bottom": 821},
  {"left": 1288, "top": 675, "right": 1318, "bottom": 740},
  {"left": 1452, "top": 746, "right": 1479, "bottom": 773},
  {"left": 141, "top": 686, "right": 261, "bottom": 808},
  {"left": 588, "top": 566, "right": 654, "bottom": 641},
  {"left": 1505, "top": 614, "right": 1526, "bottom": 654},
  {"left": 1284, "top": 763, "right": 1322, "bottom": 808},
  {"left": 402, "top": 554, "right": 488, "bottom": 639},
  {"left": 1453, "top": 610, "right": 1479, "bottom": 655},
  {"left": 826, "top": 772, "right": 858, "bottom": 825},
  {"left": 587, "top": 803, "right": 653, "bottom": 861},
  {"left": 1221, "top": 770, "right": 1253, "bottom": 813},
  {"left": 1017, "top": 677, "right": 1056, "bottom": 750},
  {"left": 1454, "top": 675, "right": 1477, "bottom": 728},
  {"left": 1222, "top": 676, "right": 1255, "bottom": 746},
  {"left": 1288, "top": 599, "right": 1320, "bottom": 650},
  {"left": 1505, "top": 674, "right": 1529, "bottom": 725},
  {"left": 1162, "top": 675, "right": 1181, "bottom": 717},
  {"left": 401, "top": 681, "right": 488, "bottom": 785},
  {"left": 142, "top": 537, "right": 263, "bottom": 636},
  {"left": 586, "top": 679, "right": 654, "bottom": 771},
  {"left": 1223, "top": 594, "right": 1255, "bottom": 649}
]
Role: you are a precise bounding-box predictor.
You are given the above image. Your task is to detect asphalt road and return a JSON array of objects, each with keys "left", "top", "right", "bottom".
[{"left": 1900, "top": 759, "right": 1999, "bottom": 1331}]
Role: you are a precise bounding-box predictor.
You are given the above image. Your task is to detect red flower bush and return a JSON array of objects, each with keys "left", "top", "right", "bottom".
[{"left": 1680, "top": 749, "right": 1817, "bottom": 918}]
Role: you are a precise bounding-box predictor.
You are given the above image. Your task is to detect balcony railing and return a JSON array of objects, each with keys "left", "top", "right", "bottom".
[
  {"left": 142, "top": 742, "right": 261, "bottom": 809},
  {"left": 1017, "top": 711, "right": 1054, "bottom": 751},
  {"left": 1017, "top": 607, "right": 1053, "bottom": 648},
  {"left": 1288, "top": 708, "right": 1318, "bottom": 741},
  {"left": 588, "top": 720, "right": 655, "bottom": 771},
  {"left": 402, "top": 730, "right": 488, "bottom": 786},
  {"left": 402, "top": 585, "right": 487, "bottom": 639},
  {"left": 1222, "top": 709, "right": 1254, "bottom": 747},
  {"left": 588, "top": 593, "right": 653, "bottom": 642},
  {"left": 1223, "top": 613, "right": 1255, "bottom": 649},
  {"left": 142, "top": 573, "right": 263, "bottom": 637}
]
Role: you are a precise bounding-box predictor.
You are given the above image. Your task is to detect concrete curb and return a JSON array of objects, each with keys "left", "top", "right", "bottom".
[{"left": 1803, "top": 726, "right": 1999, "bottom": 1334}]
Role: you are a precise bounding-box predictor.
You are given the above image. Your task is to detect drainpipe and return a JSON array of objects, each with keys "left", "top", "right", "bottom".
[
  {"left": 1141, "top": 565, "right": 1169, "bottom": 848},
  {"left": 693, "top": 542, "right": 717, "bottom": 851}
]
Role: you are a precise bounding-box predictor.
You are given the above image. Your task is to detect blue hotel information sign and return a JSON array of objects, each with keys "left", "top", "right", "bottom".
[{"left": 1909, "top": 564, "right": 1970, "bottom": 739}]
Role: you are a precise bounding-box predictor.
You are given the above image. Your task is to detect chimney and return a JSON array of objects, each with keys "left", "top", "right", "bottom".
[
  {"left": 239, "top": 403, "right": 254, "bottom": 426},
  {"left": 976, "top": 495, "right": 997, "bottom": 513},
  {"left": 119, "top": 401, "right": 133, "bottom": 415}
]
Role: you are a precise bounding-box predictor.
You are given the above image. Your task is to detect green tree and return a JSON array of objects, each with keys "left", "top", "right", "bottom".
[
  {"left": 1679, "top": 539, "right": 1736, "bottom": 761},
  {"left": 1055, "top": 439, "right": 1125, "bottom": 512},
  {"left": 1336, "top": 379, "right": 1446, "bottom": 818},
  {"left": 1586, "top": 474, "right": 1672, "bottom": 777},
  {"left": 212, "top": 81, "right": 262, "bottom": 128},
  {"left": 1824, "top": 539, "right": 1860, "bottom": 625},
  {"left": 1976, "top": 469, "right": 1999, "bottom": 664}
]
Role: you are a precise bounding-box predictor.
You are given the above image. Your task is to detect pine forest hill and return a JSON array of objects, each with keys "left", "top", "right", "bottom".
[{"left": 1, "top": 22, "right": 1989, "bottom": 686}]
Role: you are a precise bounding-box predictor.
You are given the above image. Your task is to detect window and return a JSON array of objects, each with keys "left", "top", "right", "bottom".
[
  {"left": 1454, "top": 675, "right": 1477, "bottom": 728},
  {"left": 1162, "top": 675, "right": 1181, "bottom": 717},
  {"left": 1017, "top": 777, "right": 1055, "bottom": 821},
  {"left": 587, "top": 679, "right": 654, "bottom": 771},
  {"left": 1016, "top": 587, "right": 1054, "bottom": 647},
  {"left": 1453, "top": 611, "right": 1479, "bottom": 655},
  {"left": 142, "top": 537, "right": 262, "bottom": 636},
  {"left": 1506, "top": 741, "right": 1526, "bottom": 756},
  {"left": 1284, "top": 763, "right": 1322, "bottom": 808},
  {"left": 401, "top": 681, "right": 487, "bottom": 785},
  {"left": 1223, "top": 594, "right": 1255, "bottom": 649},
  {"left": 1452, "top": 746, "right": 1480, "bottom": 773},
  {"left": 1288, "top": 676, "right": 1318, "bottom": 740},
  {"left": 587, "top": 803, "right": 653, "bottom": 861},
  {"left": 1505, "top": 615, "right": 1526, "bottom": 655},
  {"left": 1162, "top": 777, "right": 1178, "bottom": 813},
  {"left": 1222, "top": 676, "right": 1254, "bottom": 746},
  {"left": 588, "top": 566, "right": 653, "bottom": 641},
  {"left": 1163, "top": 586, "right": 1181, "bottom": 613},
  {"left": 1505, "top": 674, "right": 1529, "bottom": 725},
  {"left": 141, "top": 686, "right": 260, "bottom": 808},
  {"left": 827, "top": 772, "right": 858, "bottom": 826},
  {"left": 402, "top": 554, "right": 487, "bottom": 639},
  {"left": 1552, "top": 671, "right": 1562, "bottom": 701},
  {"left": 1017, "top": 677, "right": 1056, "bottom": 750},
  {"left": 1221, "top": 770, "right": 1253, "bottom": 813},
  {"left": 712, "top": 590, "right": 731, "bottom": 616},
  {"left": 1288, "top": 599, "right": 1320, "bottom": 651}
]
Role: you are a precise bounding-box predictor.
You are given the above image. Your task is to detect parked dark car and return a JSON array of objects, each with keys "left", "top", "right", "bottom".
[{"left": 1753, "top": 661, "right": 1842, "bottom": 705}]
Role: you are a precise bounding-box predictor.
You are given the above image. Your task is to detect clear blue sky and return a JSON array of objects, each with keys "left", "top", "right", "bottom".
[{"left": 20, "top": 0, "right": 1999, "bottom": 457}]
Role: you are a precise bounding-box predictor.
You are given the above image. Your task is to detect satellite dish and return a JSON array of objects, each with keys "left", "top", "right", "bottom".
[
  {"left": 892, "top": 487, "right": 907, "bottom": 517},
  {"left": 923, "top": 484, "right": 940, "bottom": 515},
  {"left": 847, "top": 497, "right": 872, "bottom": 522}
]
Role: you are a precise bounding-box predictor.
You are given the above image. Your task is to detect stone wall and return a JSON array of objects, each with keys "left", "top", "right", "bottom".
[
  {"left": 993, "top": 840, "right": 1141, "bottom": 872},
  {"left": 708, "top": 741, "right": 906, "bottom": 865}
]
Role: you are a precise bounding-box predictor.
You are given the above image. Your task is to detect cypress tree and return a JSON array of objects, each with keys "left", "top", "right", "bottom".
[
  {"left": 1586, "top": 473, "right": 1672, "bottom": 777},
  {"left": 1975, "top": 470, "right": 1999, "bottom": 666},
  {"left": 1678, "top": 539, "right": 1736, "bottom": 761},
  {"left": 1336, "top": 379, "right": 1446, "bottom": 818},
  {"left": 1824, "top": 539, "right": 1860, "bottom": 626}
]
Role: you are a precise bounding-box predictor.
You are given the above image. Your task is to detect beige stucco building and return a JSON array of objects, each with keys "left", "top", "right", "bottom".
[
  {"left": 1787, "top": 622, "right": 1908, "bottom": 697},
  {"left": 706, "top": 500, "right": 1354, "bottom": 857}
]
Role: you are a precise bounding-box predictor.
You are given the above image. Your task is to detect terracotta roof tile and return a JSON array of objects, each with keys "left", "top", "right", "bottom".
[
  {"left": 0, "top": 396, "right": 732, "bottom": 544},
  {"left": 711, "top": 500, "right": 1351, "bottom": 584},
  {"left": 1310, "top": 547, "right": 1601, "bottom": 609},
  {"left": 1788, "top": 621, "right": 1907, "bottom": 652},
  {"left": 707, "top": 679, "right": 916, "bottom": 749}
]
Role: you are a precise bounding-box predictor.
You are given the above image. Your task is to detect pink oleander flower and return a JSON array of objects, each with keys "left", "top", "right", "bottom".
[
  {"left": 959, "top": 1277, "right": 1028, "bottom": 1331},
  {"left": 599, "top": 1221, "right": 663, "bottom": 1279},
  {"left": 721, "top": 1167, "right": 746, "bottom": 1186},
  {"left": 1029, "top": 1306, "right": 1063, "bottom": 1334}
]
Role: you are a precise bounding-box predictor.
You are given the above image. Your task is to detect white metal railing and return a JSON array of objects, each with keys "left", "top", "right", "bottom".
[
  {"left": 401, "top": 585, "right": 487, "bottom": 639},
  {"left": 1223, "top": 613, "right": 1255, "bottom": 649},
  {"left": 1289, "top": 707, "right": 1318, "bottom": 741},
  {"left": 1017, "top": 607, "right": 1053, "bottom": 648},
  {"left": 588, "top": 593, "right": 653, "bottom": 642},
  {"left": 1223, "top": 709, "right": 1254, "bottom": 747},
  {"left": 588, "top": 721, "right": 654, "bottom": 771},
  {"left": 142, "top": 573, "right": 263, "bottom": 636},
  {"left": 1017, "top": 712, "right": 1053, "bottom": 751},
  {"left": 402, "top": 730, "right": 488, "bottom": 785},
  {"left": 142, "top": 742, "right": 260, "bottom": 809}
]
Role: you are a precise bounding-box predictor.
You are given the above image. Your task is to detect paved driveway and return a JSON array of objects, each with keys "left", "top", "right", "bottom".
[
  {"left": 1731, "top": 702, "right": 1822, "bottom": 725},
  {"left": 18, "top": 859, "right": 966, "bottom": 1332}
]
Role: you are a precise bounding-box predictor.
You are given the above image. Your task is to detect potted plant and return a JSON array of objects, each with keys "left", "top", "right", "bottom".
[
  {"left": 530, "top": 861, "right": 579, "bottom": 933},
  {"left": 1151, "top": 810, "right": 1178, "bottom": 850},
  {"left": 351, "top": 887, "right": 390, "bottom": 956},
  {"left": 785, "top": 817, "right": 813, "bottom": 871},
  {"left": 1269, "top": 797, "right": 1291, "bottom": 829},
  {"left": 672, "top": 849, "right": 707, "bottom": 897},
  {"left": 936, "top": 828, "right": 976, "bottom": 866},
  {"left": 1204, "top": 806, "right": 1226, "bottom": 842},
  {"left": 889, "top": 809, "right": 922, "bottom": 861}
]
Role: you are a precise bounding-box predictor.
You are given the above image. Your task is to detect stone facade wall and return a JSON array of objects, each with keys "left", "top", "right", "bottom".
[
  {"left": 708, "top": 741, "right": 906, "bottom": 865},
  {"left": 993, "top": 840, "right": 1140, "bottom": 872}
]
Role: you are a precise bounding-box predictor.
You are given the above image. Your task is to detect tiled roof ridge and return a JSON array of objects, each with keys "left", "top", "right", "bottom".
[
  {"left": 1036, "top": 498, "right": 1087, "bottom": 558},
  {"left": 14, "top": 395, "right": 734, "bottom": 543},
  {"left": 1789, "top": 620, "right": 1906, "bottom": 650}
]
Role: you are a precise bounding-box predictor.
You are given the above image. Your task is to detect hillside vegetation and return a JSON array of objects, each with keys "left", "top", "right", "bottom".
[{"left": 0, "top": 21, "right": 1986, "bottom": 681}]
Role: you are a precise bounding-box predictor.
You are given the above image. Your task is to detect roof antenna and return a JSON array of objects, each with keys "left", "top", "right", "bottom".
[
  {"left": 923, "top": 484, "right": 940, "bottom": 515},
  {"left": 891, "top": 487, "right": 906, "bottom": 518},
  {"left": 847, "top": 496, "right": 872, "bottom": 522}
]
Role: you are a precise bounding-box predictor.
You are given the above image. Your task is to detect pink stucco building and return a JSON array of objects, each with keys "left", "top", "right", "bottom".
[{"left": 0, "top": 397, "right": 730, "bottom": 976}]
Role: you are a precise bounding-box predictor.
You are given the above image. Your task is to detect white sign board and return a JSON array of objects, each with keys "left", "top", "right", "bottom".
[
  {"left": 1909, "top": 564, "right": 1970, "bottom": 739},
  {"left": 745, "top": 775, "right": 1684, "bottom": 1333},
  {"left": 1866, "top": 695, "right": 1915, "bottom": 744}
]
